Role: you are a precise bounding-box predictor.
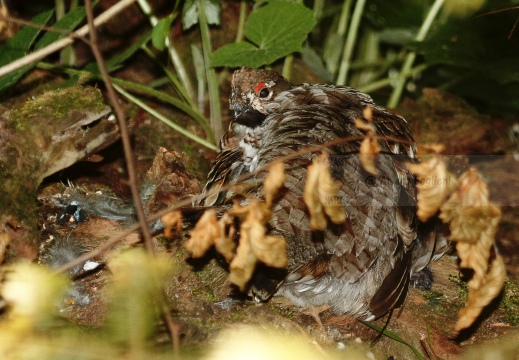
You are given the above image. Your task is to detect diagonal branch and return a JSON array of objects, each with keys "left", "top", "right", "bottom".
[
  {"left": 83, "top": 0, "right": 154, "bottom": 254},
  {"left": 0, "top": 0, "right": 136, "bottom": 78}
]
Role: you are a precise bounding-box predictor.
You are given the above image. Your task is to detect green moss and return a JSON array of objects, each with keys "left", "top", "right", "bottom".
[
  {"left": 448, "top": 274, "right": 469, "bottom": 303},
  {"left": 500, "top": 279, "right": 519, "bottom": 326},
  {"left": 9, "top": 85, "right": 106, "bottom": 131},
  {"left": 422, "top": 290, "right": 444, "bottom": 303}
]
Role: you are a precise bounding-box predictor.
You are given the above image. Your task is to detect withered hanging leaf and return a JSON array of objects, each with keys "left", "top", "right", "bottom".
[
  {"left": 252, "top": 235, "right": 287, "bottom": 269},
  {"left": 185, "top": 210, "right": 219, "bottom": 258},
  {"left": 363, "top": 105, "right": 373, "bottom": 122},
  {"left": 438, "top": 170, "right": 505, "bottom": 332},
  {"left": 215, "top": 213, "right": 237, "bottom": 262},
  {"left": 228, "top": 200, "right": 287, "bottom": 290},
  {"left": 407, "top": 155, "right": 457, "bottom": 222},
  {"left": 304, "top": 155, "right": 328, "bottom": 230},
  {"left": 355, "top": 109, "right": 379, "bottom": 175},
  {"left": 440, "top": 170, "right": 500, "bottom": 244},
  {"left": 304, "top": 153, "right": 346, "bottom": 230},
  {"left": 455, "top": 253, "right": 506, "bottom": 331},
  {"left": 229, "top": 226, "right": 256, "bottom": 291},
  {"left": 263, "top": 161, "right": 286, "bottom": 207},
  {"left": 359, "top": 135, "right": 380, "bottom": 175},
  {"left": 161, "top": 211, "right": 182, "bottom": 238}
]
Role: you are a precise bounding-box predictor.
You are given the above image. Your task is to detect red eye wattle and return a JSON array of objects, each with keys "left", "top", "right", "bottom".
[
  {"left": 254, "top": 82, "right": 266, "bottom": 94},
  {"left": 254, "top": 82, "right": 271, "bottom": 98}
]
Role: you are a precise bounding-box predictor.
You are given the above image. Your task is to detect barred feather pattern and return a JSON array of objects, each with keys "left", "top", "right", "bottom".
[{"left": 199, "top": 67, "right": 440, "bottom": 320}]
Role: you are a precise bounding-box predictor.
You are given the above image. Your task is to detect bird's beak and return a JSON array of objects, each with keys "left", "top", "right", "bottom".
[{"left": 232, "top": 102, "right": 246, "bottom": 120}]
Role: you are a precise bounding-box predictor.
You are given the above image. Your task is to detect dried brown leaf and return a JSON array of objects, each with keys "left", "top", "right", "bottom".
[
  {"left": 440, "top": 170, "right": 500, "bottom": 244},
  {"left": 185, "top": 210, "right": 219, "bottom": 258},
  {"left": 252, "top": 234, "right": 287, "bottom": 269},
  {"left": 359, "top": 135, "right": 380, "bottom": 175},
  {"left": 407, "top": 155, "right": 457, "bottom": 222},
  {"left": 161, "top": 211, "right": 182, "bottom": 238},
  {"left": 356, "top": 109, "right": 379, "bottom": 175},
  {"left": 229, "top": 225, "right": 256, "bottom": 291},
  {"left": 455, "top": 254, "right": 506, "bottom": 331},
  {"left": 228, "top": 200, "right": 285, "bottom": 290},
  {"left": 215, "top": 213, "right": 237, "bottom": 262},
  {"left": 304, "top": 155, "right": 329, "bottom": 230},
  {"left": 354, "top": 118, "right": 372, "bottom": 132},
  {"left": 363, "top": 105, "right": 373, "bottom": 122},
  {"left": 264, "top": 162, "right": 286, "bottom": 207},
  {"left": 438, "top": 170, "right": 505, "bottom": 332},
  {"left": 304, "top": 153, "right": 347, "bottom": 230}
]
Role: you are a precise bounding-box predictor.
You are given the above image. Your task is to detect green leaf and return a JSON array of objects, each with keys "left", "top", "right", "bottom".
[
  {"left": 203, "top": 0, "right": 220, "bottom": 26},
  {"left": 35, "top": 7, "right": 86, "bottom": 50},
  {"left": 211, "top": 2, "right": 315, "bottom": 68},
  {"left": 152, "top": 17, "right": 174, "bottom": 51},
  {"left": 182, "top": 0, "right": 220, "bottom": 30},
  {"left": 0, "top": 9, "right": 54, "bottom": 91},
  {"left": 182, "top": 0, "right": 198, "bottom": 30}
]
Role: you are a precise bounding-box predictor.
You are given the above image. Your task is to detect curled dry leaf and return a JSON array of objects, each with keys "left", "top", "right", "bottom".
[
  {"left": 455, "top": 253, "right": 506, "bottom": 331},
  {"left": 229, "top": 200, "right": 287, "bottom": 291},
  {"left": 188, "top": 161, "right": 288, "bottom": 291},
  {"left": 440, "top": 170, "right": 500, "bottom": 245},
  {"left": 229, "top": 227, "right": 255, "bottom": 291},
  {"left": 362, "top": 104, "right": 373, "bottom": 122},
  {"left": 215, "top": 213, "right": 237, "bottom": 262},
  {"left": 407, "top": 155, "right": 457, "bottom": 222},
  {"left": 185, "top": 210, "right": 219, "bottom": 258},
  {"left": 304, "top": 153, "right": 347, "bottom": 230},
  {"left": 161, "top": 211, "right": 182, "bottom": 238},
  {"left": 439, "top": 170, "right": 505, "bottom": 332},
  {"left": 355, "top": 110, "right": 380, "bottom": 175},
  {"left": 359, "top": 135, "right": 380, "bottom": 175},
  {"left": 304, "top": 156, "right": 327, "bottom": 230},
  {"left": 263, "top": 162, "right": 286, "bottom": 207}
]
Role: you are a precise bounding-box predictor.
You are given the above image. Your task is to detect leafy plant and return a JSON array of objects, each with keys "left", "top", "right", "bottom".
[{"left": 211, "top": 2, "right": 316, "bottom": 68}]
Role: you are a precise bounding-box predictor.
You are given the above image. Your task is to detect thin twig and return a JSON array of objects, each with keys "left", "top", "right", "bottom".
[
  {"left": 0, "top": 14, "right": 74, "bottom": 35},
  {"left": 83, "top": 0, "right": 154, "bottom": 254},
  {"left": 54, "top": 132, "right": 414, "bottom": 274},
  {"left": 0, "top": 0, "right": 136, "bottom": 78}
]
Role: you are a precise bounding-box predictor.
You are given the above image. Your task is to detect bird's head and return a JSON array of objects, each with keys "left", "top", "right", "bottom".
[{"left": 229, "top": 67, "right": 293, "bottom": 127}]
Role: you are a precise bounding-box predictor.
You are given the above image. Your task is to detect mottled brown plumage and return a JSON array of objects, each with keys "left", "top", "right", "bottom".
[{"left": 200, "top": 67, "right": 442, "bottom": 320}]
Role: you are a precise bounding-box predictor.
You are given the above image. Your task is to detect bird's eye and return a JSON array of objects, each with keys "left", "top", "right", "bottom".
[{"left": 258, "top": 87, "right": 270, "bottom": 98}]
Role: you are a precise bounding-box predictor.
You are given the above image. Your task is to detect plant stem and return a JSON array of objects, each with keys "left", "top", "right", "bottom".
[
  {"left": 387, "top": 0, "right": 445, "bottom": 108},
  {"left": 235, "top": 0, "right": 247, "bottom": 43},
  {"left": 282, "top": 54, "right": 293, "bottom": 81},
  {"left": 358, "top": 63, "right": 427, "bottom": 94},
  {"left": 199, "top": 0, "right": 223, "bottom": 141},
  {"left": 55, "top": 0, "right": 65, "bottom": 19},
  {"left": 336, "top": 0, "right": 366, "bottom": 85},
  {"left": 136, "top": 0, "right": 196, "bottom": 103}
]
